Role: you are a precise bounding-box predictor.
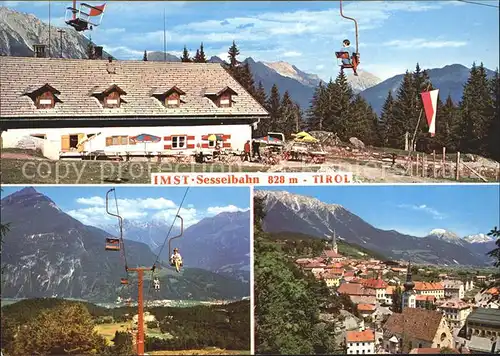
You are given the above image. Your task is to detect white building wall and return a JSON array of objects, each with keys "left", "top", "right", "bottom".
[
  {"left": 347, "top": 341, "right": 375, "bottom": 354},
  {"left": 1, "top": 124, "right": 252, "bottom": 157}
]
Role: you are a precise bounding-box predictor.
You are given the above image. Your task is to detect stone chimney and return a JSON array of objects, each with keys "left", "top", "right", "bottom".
[
  {"left": 94, "top": 46, "right": 103, "bottom": 59},
  {"left": 33, "top": 44, "right": 46, "bottom": 58}
]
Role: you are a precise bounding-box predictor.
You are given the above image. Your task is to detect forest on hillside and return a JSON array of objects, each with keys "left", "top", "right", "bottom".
[
  {"left": 180, "top": 41, "right": 500, "bottom": 162},
  {"left": 0, "top": 298, "right": 250, "bottom": 355},
  {"left": 253, "top": 196, "right": 360, "bottom": 354}
]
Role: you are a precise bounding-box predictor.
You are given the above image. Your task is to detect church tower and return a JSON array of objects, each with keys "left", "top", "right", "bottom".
[
  {"left": 330, "top": 230, "right": 338, "bottom": 254},
  {"left": 401, "top": 260, "right": 416, "bottom": 309}
]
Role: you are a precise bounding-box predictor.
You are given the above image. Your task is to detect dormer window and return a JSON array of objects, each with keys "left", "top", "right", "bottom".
[
  {"left": 91, "top": 84, "right": 127, "bottom": 108},
  {"left": 151, "top": 86, "right": 186, "bottom": 108},
  {"left": 23, "top": 83, "right": 62, "bottom": 109},
  {"left": 205, "top": 86, "right": 238, "bottom": 108}
]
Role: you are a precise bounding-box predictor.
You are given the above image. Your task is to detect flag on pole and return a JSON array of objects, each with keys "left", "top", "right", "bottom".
[
  {"left": 89, "top": 4, "right": 106, "bottom": 17},
  {"left": 420, "top": 89, "right": 439, "bottom": 137}
]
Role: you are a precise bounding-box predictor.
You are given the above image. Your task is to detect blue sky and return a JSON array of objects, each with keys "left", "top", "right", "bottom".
[
  {"left": 1, "top": 186, "right": 250, "bottom": 227},
  {"left": 258, "top": 185, "right": 500, "bottom": 237},
  {"left": 2, "top": 0, "right": 498, "bottom": 80}
]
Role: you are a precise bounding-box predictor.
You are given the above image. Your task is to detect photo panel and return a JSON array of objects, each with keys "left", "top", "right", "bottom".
[
  {"left": 0, "top": 185, "right": 252, "bottom": 355},
  {"left": 253, "top": 184, "right": 500, "bottom": 355},
  {"left": 1, "top": 1, "right": 499, "bottom": 185}
]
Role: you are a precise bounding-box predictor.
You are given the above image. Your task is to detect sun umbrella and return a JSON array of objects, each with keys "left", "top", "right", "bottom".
[
  {"left": 207, "top": 134, "right": 224, "bottom": 141},
  {"left": 130, "top": 134, "right": 161, "bottom": 143},
  {"left": 255, "top": 136, "right": 283, "bottom": 145}
]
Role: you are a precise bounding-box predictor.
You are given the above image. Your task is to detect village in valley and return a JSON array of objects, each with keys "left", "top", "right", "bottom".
[{"left": 293, "top": 232, "right": 500, "bottom": 354}]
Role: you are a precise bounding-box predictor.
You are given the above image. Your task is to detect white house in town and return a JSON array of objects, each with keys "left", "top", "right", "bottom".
[
  {"left": 346, "top": 329, "right": 375, "bottom": 354},
  {"left": 0, "top": 53, "right": 268, "bottom": 159}
]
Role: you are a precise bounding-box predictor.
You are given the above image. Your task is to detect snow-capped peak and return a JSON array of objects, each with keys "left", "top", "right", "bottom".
[
  {"left": 428, "top": 229, "right": 461, "bottom": 242},
  {"left": 463, "top": 233, "right": 494, "bottom": 244},
  {"left": 261, "top": 61, "right": 322, "bottom": 87}
]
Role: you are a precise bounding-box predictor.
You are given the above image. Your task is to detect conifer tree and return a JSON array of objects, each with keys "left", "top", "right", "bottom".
[
  {"left": 392, "top": 71, "right": 416, "bottom": 149},
  {"left": 347, "top": 95, "right": 378, "bottom": 145},
  {"left": 324, "top": 72, "right": 352, "bottom": 140},
  {"left": 456, "top": 63, "right": 492, "bottom": 156},
  {"left": 487, "top": 69, "right": 500, "bottom": 161},
  {"left": 380, "top": 91, "right": 397, "bottom": 147},
  {"left": 198, "top": 42, "right": 207, "bottom": 63},
  {"left": 308, "top": 82, "right": 327, "bottom": 131},
  {"left": 254, "top": 81, "right": 267, "bottom": 108},
  {"left": 412, "top": 63, "right": 433, "bottom": 150},
  {"left": 143, "top": 50, "right": 148, "bottom": 61},
  {"left": 238, "top": 61, "right": 256, "bottom": 96},
  {"left": 227, "top": 40, "right": 240, "bottom": 69},
  {"left": 266, "top": 84, "right": 282, "bottom": 132},
  {"left": 279, "top": 91, "right": 297, "bottom": 138},
  {"left": 193, "top": 49, "right": 201, "bottom": 63},
  {"left": 432, "top": 95, "right": 459, "bottom": 152},
  {"left": 293, "top": 103, "right": 304, "bottom": 132},
  {"left": 181, "top": 46, "right": 191, "bottom": 62}
]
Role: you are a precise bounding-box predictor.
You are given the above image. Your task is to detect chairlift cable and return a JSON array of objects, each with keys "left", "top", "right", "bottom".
[
  {"left": 146, "top": 186, "right": 190, "bottom": 307},
  {"left": 456, "top": 0, "right": 499, "bottom": 8},
  {"left": 152, "top": 186, "right": 190, "bottom": 268}
]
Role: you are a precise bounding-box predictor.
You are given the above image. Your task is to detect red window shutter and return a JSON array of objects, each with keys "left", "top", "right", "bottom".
[
  {"left": 187, "top": 144, "right": 195, "bottom": 149},
  {"left": 164, "top": 144, "right": 172, "bottom": 149},
  {"left": 201, "top": 135, "right": 209, "bottom": 140},
  {"left": 223, "top": 142, "right": 231, "bottom": 148},
  {"left": 187, "top": 135, "right": 195, "bottom": 141},
  {"left": 164, "top": 136, "right": 172, "bottom": 141},
  {"left": 201, "top": 143, "right": 209, "bottom": 148}
]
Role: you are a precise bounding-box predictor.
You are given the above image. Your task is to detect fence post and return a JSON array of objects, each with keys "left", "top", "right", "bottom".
[
  {"left": 416, "top": 153, "right": 420, "bottom": 176},
  {"left": 456, "top": 152, "right": 461, "bottom": 181},
  {"left": 442, "top": 147, "right": 446, "bottom": 178},
  {"left": 422, "top": 154, "right": 426, "bottom": 178},
  {"left": 432, "top": 150, "right": 436, "bottom": 178}
]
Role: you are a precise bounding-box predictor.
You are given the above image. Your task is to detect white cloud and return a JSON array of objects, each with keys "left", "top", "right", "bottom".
[
  {"left": 283, "top": 51, "right": 302, "bottom": 58},
  {"left": 206, "top": 205, "right": 249, "bottom": 215},
  {"left": 68, "top": 195, "right": 247, "bottom": 229},
  {"left": 398, "top": 204, "right": 446, "bottom": 220},
  {"left": 384, "top": 38, "right": 467, "bottom": 49},
  {"left": 316, "top": 64, "right": 325, "bottom": 70},
  {"left": 2, "top": 1, "right": 20, "bottom": 7}
]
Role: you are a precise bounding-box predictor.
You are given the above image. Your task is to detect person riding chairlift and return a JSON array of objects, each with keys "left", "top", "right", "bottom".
[
  {"left": 170, "top": 248, "right": 183, "bottom": 272},
  {"left": 153, "top": 277, "right": 160, "bottom": 291},
  {"left": 339, "top": 39, "right": 359, "bottom": 75}
]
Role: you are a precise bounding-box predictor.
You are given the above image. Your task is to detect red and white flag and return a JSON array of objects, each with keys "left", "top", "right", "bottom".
[{"left": 420, "top": 89, "right": 439, "bottom": 137}]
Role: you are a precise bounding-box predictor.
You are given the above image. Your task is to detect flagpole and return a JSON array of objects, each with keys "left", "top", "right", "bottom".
[
  {"left": 48, "top": 0, "right": 51, "bottom": 58},
  {"left": 410, "top": 82, "right": 432, "bottom": 153},
  {"left": 163, "top": 9, "right": 167, "bottom": 61}
]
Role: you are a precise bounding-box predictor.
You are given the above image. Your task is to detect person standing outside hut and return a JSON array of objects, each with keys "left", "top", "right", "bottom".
[
  {"left": 252, "top": 139, "right": 261, "bottom": 161},
  {"left": 243, "top": 140, "right": 251, "bottom": 162}
]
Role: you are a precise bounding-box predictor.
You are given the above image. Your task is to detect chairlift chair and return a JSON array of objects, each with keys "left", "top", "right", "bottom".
[
  {"left": 120, "top": 278, "right": 129, "bottom": 285},
  {"left": 337, "top": 0, "right": 360, "bottom": 76},
  {"left": 105, "top": 237, "right": 120, "bottom": 251},
  {"left": 65, "top": 2, "right": 106, "bottom": 32}
]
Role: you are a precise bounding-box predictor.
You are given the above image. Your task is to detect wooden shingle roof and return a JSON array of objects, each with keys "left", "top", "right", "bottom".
[{"left": 0, "top": 57, "right": 269, "bottom": 119}]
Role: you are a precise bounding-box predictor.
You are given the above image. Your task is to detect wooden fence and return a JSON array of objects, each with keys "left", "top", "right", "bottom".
[{"left": 406, "top": 148, "right": 500, "bottom": 182}]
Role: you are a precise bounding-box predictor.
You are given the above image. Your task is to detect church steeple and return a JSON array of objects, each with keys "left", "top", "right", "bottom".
[
  {"left": 403, "top": 260, "right": 415, "bottom": 291},
  {"left": 330, "top": 230, "right": 338, "bottom": 254},
  {"left": 402, "top": 260, "right": 416, "bottom": 309}
]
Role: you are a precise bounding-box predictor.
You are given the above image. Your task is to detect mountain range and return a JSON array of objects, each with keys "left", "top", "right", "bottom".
[
  {"left": 2, "top": 6, "right": 496, "bottom": 115},
  {"left": 255, "top": 190, "right": 496, "bottom": 266},
  {"left": 0, "top": 187, "right": 249, "bottom": 302}
]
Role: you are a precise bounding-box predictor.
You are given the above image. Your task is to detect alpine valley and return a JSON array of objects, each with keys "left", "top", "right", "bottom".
[
  {"left": 0, "top": 187, "right": 250, "bottom": 302},
  {"left": 0, "top": 6, "right": 495, "bottom": 113},
  {"left": 255, "top": 190, "right": 495, "bottom": 266}
]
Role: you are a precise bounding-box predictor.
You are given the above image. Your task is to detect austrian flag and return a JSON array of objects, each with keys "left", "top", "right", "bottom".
[{"left": 420, "top": 89, "right": 439, "bottom": 137}]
